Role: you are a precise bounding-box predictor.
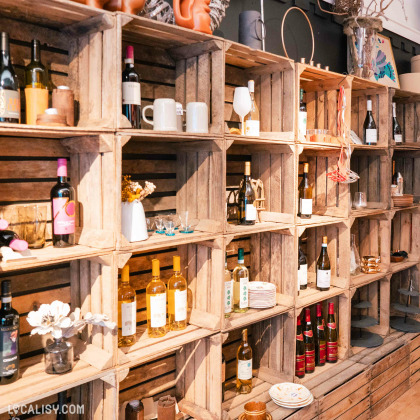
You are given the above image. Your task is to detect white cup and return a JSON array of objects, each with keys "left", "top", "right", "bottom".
[
  {"left": 142, "top": 98, "right": 177, "bottom": 131},
  {"left": 186, "top": 102, "right": 209, "bottom": 133}
]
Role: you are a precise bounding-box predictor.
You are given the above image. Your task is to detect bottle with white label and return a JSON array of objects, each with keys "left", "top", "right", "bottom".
[
  {"left": 122, "top": 45, "right": 141, "bottom": 129},
  {"left": 236, "top": 328, "right": 252, "bottom": 394},
  {"left": 238, "top": 161, "right": 256, "bottom": 225},
  {"left": 392, "top": 102, "right": 403, "bottom": 144},
  {"left": 298, "top": 162, "right": 313, "bottom": 219},
  {"left": 298, "top": 241, "right": 308, "bottom": 290},
  {"left": 299, "top": 88, "right": 307, "bottom": 139},
  {"left": 224, "top": 252, "right": 233, "bottom": 318},
  {"left": 363, "top": 99, "right": 377, "bottom": 145},
  {"left": 168, "top": 255, "right": 187, "bottom": 331},
  {"left": 146, "top": 259, "right": 167, "bottom": 338},
  {"left": 244, "top": 80, "right": 260, "bottom": 136},
  {"left": 317, "top": 236, "right": 331, "bottom": 291},
  {"left": 233, "top": 248, "right": 249, "bottom": 313},
  {"left": 118, "top": 264, "right": 137, "bottom": 347}
]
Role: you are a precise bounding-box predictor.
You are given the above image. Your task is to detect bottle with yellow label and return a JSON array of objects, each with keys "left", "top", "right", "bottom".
[
  {"left": 146, "top": 259, "right": 167, "bottom": 338},
  {"left": 118, "top": 264, "right": 137, "bottom": 347},
  {"left": 168, "top": 255, "right": 187, "bottom": 331}
]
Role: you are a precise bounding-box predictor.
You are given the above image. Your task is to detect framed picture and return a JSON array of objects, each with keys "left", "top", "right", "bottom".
[{"left": 371, "top": 34, "right": 400, "bottom": 89}]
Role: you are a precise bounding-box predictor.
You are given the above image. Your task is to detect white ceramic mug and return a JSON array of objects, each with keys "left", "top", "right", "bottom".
[
  {"left": 186, "top": 102, "right": 209, "bottom": 133},
  {"left": 142, "top": 98, "right": 177, "bottom": 131}
]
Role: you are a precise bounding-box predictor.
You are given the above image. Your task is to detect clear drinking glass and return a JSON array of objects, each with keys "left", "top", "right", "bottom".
[
  {"left": 164, "top": 219, "right": 175, "bottom": 236},
  {"left": 233, "top": 87, "right": 252, "bottom": 135},
  {"left": 350, "top": 234, "right": 361, "bottom": 275},
  {"left": 21, "top": 204, "right": 47, "bottom": 248},
  {"left": 154, "top": 216, "right": 165, "bottom": 234},
  {"left": 146, "top": 217, "right": 155, "bottom": 232},
  {"left": 353, "top": 192, "right": 367, "bottom": 209},
  {"left": 178, "top": 211, "right": 198, "bottom": 234}
]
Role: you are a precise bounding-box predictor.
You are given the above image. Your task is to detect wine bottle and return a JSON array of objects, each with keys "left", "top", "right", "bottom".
[
  {"left": 295, "top": 316, "right": 305, "bottom": 378},
  {"left": 244, "top": 80, "right": 260, "bottom": 137},
  {"left": 224, "top": 252, "right": 233, "bottom": 318},
  {"left": 25, "top": 39, "right": 48, "bottom": 125},
  {"left": 236, "top": 328, "right": 252, "bottom": 394},
  {"left": 326, "top": 302, "right": 338, "bottom": 363},
  {"left": 125, "top": 400, "right": 144, "bottom": 420},
  {"left": 222, "top": 352, "right": 226, "bottom": 402},
  {"left": 51, "top": 158, "right": 75, "bottom": 248},
  {"left": 56, "top": 391, "right": 68, "bottom": 420},
  {"left": 233, "top": 248, "right": 249, "bottom": 313},
  {"left": 392, "top": 161, "right": 404, "bottom": 196},
  {"left": 298, "top": 240, "right": 308, "bottom": 290},
  {"left": 238, "top": 161, "right": 256, "bottom": 225},
  {"left": 0, "top": 280, "right": 19, "bottom": 385},
  {"left": 317, "top": 236, "right": 331, "bottom": 291},
  {"left": 314, "top": 303, "right": 326, "bottom": 366},
  {"left": 168, "top": 255, "right": 187, "bottom": 331},
  {"left": 146, "top": 259, "right": 167, "bottom": 337},
  {"left": 298, "top": 88, "right": 307, "bottom": 138},
  {"left": 0, "top": 230, "right": 28, "bottom": 252},
  {"left": 303, "top": 308, "right": 315, "bottom": 374},
  {"left": 363, "top": 99, "right": 377, "bottom": 145},
  {"left": 118, "top": 264, "right": 137, "bottom": 347},
  {"left": 122, "top": 45, "right": 141, "bottom": 129},
  {"left": 0, "top": 32, "right": 20, "bottom": 123},
  {"left": 392, "top": 102, "right": 403, "bottom": 144},
  {"left": 298, "top": 163, "right": 312, "bottom": 219}
]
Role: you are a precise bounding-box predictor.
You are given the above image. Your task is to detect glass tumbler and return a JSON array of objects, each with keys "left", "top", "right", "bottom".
[
  {"left": 353, "top": 192, "right": 367, "bottom": 209},
  {"left": 22, "top": 204, "right": 47, "bottom": 248}
]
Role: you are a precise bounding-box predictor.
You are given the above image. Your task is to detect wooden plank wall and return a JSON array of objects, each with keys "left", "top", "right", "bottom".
[
  {"left": 393, "top": 154, "right": 420, "bottom": 203},
  {"left": 391, "top": 211, "right": 415, "bottom": 255},
  {"left": 396, "top": 101, "right": 420, "bottom": 144},
  {"left": 390, "top": 266, "right": 419, "bottom": 310}
]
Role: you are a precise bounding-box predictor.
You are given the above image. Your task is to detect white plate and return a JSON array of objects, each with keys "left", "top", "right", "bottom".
[
  {"left": 249, "top": 281, "right": 277, "bottom": 291},
  {"left": 269, "top": 383, "right": 311, "bottom": 403},
  {"left": 271, "top": 394, "right": 314, "bottom": 409}
]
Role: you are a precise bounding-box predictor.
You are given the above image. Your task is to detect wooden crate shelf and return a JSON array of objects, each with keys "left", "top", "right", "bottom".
[{"left": 392, "top": 150, "right": 420, "bottom": 204}]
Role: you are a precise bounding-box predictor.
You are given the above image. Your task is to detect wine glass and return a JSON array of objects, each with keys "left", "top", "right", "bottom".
[{"left": 233, "top": 87, "right": 252, "bottom": 135}]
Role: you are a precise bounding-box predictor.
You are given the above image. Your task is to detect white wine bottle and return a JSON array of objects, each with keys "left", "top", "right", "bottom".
[
  {"left": 298, "top": 163, "right": 312, "bottom": 219},
  {"left": 224, "top": 252, "right": 233, "bottom": 318},
  {"left": 168, "top": 256, "right": 187, "bottom": 331},
  {"left": 298, "top": 88, "right": 307, "bottom": 138},
  {"left": 298, "top": 240, "right": 308, "bottom": 290},
  {"left": 236, "top": 328, "right": 252, "bottom": 394},
  {"left": 118, "top": 264, "right": 137, "bottom": 347},
  {"left": 146, "top": 259, "right": 167, "bottom": 337},
  {"left": 316, "top": 236, "right": 331, "bottom": 291},
  {"left": 238, "top": 161, "right": 256, "bottom": 225},
  {"left": 233, "top": 248, "right": 249, "bottom": 313},
  {"left": 244, "top": 80, "right": 260, "bottom": 137},
  {"left": 363, "top": 99, "right": 377, "bottom": 145},
  {"left": 392, "top": 102, "right": 403, "bottom": 144}
]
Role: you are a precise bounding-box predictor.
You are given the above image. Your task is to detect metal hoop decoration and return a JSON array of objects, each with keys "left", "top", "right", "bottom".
[{"left": 281, "top": 6, "right": 314, "bottom": 63}]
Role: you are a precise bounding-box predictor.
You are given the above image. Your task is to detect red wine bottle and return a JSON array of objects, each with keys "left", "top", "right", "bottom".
[
  {"left": 295, "top": 316, "right": 305, "bottom": 378},
  {"left": 326, "top": 302, "right": 338, "bottom": 363},
  {"left": 0, "top": 32, "right": 20, "bottom": 123},
  {"left": 0, "top": 230, "right": 28, "bottom": 251},
  {"left": 122, "top": 45, "right": 141, "bottom": 129},
  {"left": 303, "top": 308, "right": 315, "bottom": 373},
  {"left": 51, "top": 159, "right": 75, "bottom": 248},
  {"left": 314, "top": 303, "right": 326, "bottom": 366},
  {"left": 0, "top": 280, "right": 20, "bottom": 385}
]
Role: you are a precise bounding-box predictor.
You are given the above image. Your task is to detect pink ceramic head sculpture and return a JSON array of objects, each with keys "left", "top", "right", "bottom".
[
  {"left": 104, "top": 0, "right": 146, "bottom": 14},
  {"left": 173, "top": 0, "right": 212, "bottom": 35}
]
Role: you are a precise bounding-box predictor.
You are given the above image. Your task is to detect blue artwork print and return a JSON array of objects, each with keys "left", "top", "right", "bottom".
[{"left": 372, "top": 37, "right": 396, "bottom": 83}]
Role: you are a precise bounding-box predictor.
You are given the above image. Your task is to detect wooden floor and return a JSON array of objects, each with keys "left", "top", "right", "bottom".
[{"left": 373, "top": 381, "right": 420, "bottom": 419}]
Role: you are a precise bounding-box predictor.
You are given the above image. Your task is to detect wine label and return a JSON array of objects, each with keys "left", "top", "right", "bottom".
[
  {"left": 365, "top": 128, "right": 377, "bottom": 144},
  {"left": 239, "top": 277, "right": 249, "bottom": 308},
  {"left": 300, "top": 198, "right": 312, "bottom": 216},
  {"left": 317, "top": 269, "right": 331, "bottom": 288},
  {"left": 245, "top": 120, "right": 260, "bottom": 136},
  {"left": 121, "top": 301, "right": 136, "bottom": 336},
  {"left": 327, "top": 341, "right": 338, "bottom": 361},
  {"left": 53, "top": 197, "right": 76, "bottom": 235},
  {"left": 327, "top": 322, "right": 336, "bottom": 329},
  {"left": 298, "top": 264, "right": 308, "bottom": 287},
  {"left": 318, "top": 343, "right": 326, "bottom": 364},
  {"left": 298, "top": 111, "right": 307, "bottom": 136},
  {"left": 149, "top": 293, "right": 166, "bottom": 328},
  {"left": 295, "top": 354, "right": 305, "bottom": 376},
  {"left": 303, "top": 330, "right": 313, "bottom": 338},
  {"left": 0, "top": 89, "right": 20, "bottom": 120},
  {"left": 122, "top": 81, "right": 141, "bottom": 105},
  {"left": 305, "top": 349, "right": 315, "bottom": 371},
  {"left": 237, "top": 359, "right": 252, "bottom": 380},
  {"left": 0, "top": 324, "right": 19, "bottom": 377},
  {"left": 174, "top": 289, "right": 187, "bottom": 322},
  {"left": 394, "top": 134, "right": 403, "bottom": 143},
  {"left": 224, "top": 280, "right": 233, "bottom": 314},
  {"left": 296, "top": 333, "right": 303, "bottom": 341},
  {"left": 245, "top": 203, "right": 257, "bottom": 221}
]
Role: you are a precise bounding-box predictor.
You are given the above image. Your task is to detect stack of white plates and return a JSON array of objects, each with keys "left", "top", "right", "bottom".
[
  {"left": 248, "top": 281, "right": 276, "bottom": 309},
  {"left": 269, "top": 383, "right": 313, "bottom": 409}
]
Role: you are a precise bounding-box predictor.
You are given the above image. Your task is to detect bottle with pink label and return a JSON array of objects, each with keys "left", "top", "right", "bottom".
[{"left": 50, "top": 158, "right": 75, "bottom": 247}]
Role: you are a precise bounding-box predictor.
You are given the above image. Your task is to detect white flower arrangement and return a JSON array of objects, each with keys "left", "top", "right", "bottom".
[{"left": 27, "top": 300, "right": 116, "bottom": 340}]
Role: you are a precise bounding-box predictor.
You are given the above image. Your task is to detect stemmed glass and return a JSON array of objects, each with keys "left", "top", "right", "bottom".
[
  {"left": 179, "top": 211, "right": 198, "bottom": 234},
  {"left": 155, "top": 216, "right": 165, "bottom": 234},
  {"left": 233, "top": 87, "right": 252, "bottom": 135}
]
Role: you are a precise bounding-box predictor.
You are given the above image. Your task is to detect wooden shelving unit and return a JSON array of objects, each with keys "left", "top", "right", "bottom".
[{"left": 1, "top": 2, "right": 419, "bottom": 419}]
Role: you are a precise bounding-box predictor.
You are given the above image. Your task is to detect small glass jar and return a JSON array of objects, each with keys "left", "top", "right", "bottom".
[{"left": 44, "top": 338, "right": 74, "bottom": 374}]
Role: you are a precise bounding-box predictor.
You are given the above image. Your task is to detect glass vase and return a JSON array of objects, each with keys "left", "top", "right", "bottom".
[
  {"left": 350, "top": 234, "right": 361, "bottom": 275},
  {"left": 44, "top": 337, "right": 74, "bottom": 374}
]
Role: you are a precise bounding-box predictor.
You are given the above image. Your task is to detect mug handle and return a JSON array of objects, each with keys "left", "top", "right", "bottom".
[
  {"left": 142, "top": 105, "right": 154, "bottom": 126},
  {"left": 255, "top": 17, "right": 266, "bottom": 41}
]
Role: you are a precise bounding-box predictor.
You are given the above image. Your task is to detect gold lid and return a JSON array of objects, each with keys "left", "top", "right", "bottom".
[
  {"left": 242, "top": 328, "right": 248, "bottom": 341},
  {"left": 152, "top": 259, "right": 160, "bottom": 277},
  {"left": 121, "top": 264, "right": 130, "bottom": 282},
  {"left": 303, "top": 162, "right": 309, "bottom": 173},
  {"left": 322, "top": 236, "right": 328, "bottom": 244},
  {"left": 173, "top": 255, "right": 181, "bottom": 272},
  {"left": 244, "top": 161, "right": 251, "bottom": 176}
]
